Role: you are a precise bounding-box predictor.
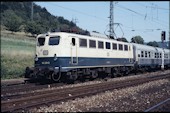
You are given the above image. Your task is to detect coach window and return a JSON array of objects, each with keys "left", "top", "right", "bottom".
[
  {"left": 157, "top": 53, "right": 159, "bottom": 58},
  {"left": 72, "top": 38, "right": 75, "bottom": 46},
  {"left": 112, "top": 43, "right": 117, "bottom": 50},
  {"left": 89, "top": 40, "right": 96, "bottom": 48},
  {"left": 145, "top": 51, "right": 147, "bottom": 58},
  {"left": 119, "top": 44, "right": 123, "bottom": 50},
  {"left": 165, "top": 54, "right": 168, "bottom": 58},
  {"left": 138, "top": 54, "right": 140, "bottom": 57},
  {"left": 148, "top": 52, "right": 151, "bottom": 58},
  {"left": 160, "top": 53, "right": 162, "bottom": 58},
  {"left": 155, "top": 53, "right": 157, "bottom": 58},
  {"left": 79, "top": 38, "right": 87, "bottom": 47},
  {"left": 98, "top": 41, "right": 104, "bottom": 49},
  {"left": 106, "top": 42, "right": 111, "bottom": 49},
  {"left": 124, "top": 45, "right": 128, "bottom": 51},
  {"left": 141, "top": 51, "right": 144, "bottom": 57},
  {"left": 49, "top": 36, "right": 60, "bottom": 45}
]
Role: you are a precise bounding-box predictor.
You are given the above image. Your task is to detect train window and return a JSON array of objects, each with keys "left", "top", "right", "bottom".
[
  {"left": 156, "top": 53, "right": 159, "bottom": 58},
  {"left": 119, "top": 44, "right": 123, "bottom": 50},
  {"left": 145, "top": 51, "right": 147, "bottom": 57},
  {"left": 106, "top": 42, "right": 111, "bottom": 49},
  {"left": 72, "top": 38, "right": 75, "bottom": 46},
  {"left": 124, "top": 45, "right": 128, "bottom": 51},
  {"left": 148, "top": 52, "right": 151, "bottom": 58},
  {"left": 89, "top": 40, "right": 96, "bottom": 48},
  {"left": 165, "top": 54, "right": 168, "bottom": 58},
  {"left": 112, "top": 43, "right": 117, "bottom": 50},
  {"left": 157, "top": 53, "right": 159, "bottom": 58},
  {"left": 141, "top": 51, "right": 144, "bottom": 57},
  {"left": 160, "top": 53, "right": 162, "bottom": 58},
  {"left": 166, "top": 54, "right": 168, "bottom": 58},
  {"left": 49, "top": 36, "right": 60, "bottom": 45},
  {"left": 138, "top": 54, "right": 140, "bottom": 57},
  {"left": 37, "top": 37, "right": 45, "bottom": 46},
  {"left": 98, "top": 41, "right": 104, "bottom": 49},
  {"left": 79, "top": 38, "right": 87, "bottom": 47},
  {"left": 155, "top": 53, "right": 157, "bottom": 58}
]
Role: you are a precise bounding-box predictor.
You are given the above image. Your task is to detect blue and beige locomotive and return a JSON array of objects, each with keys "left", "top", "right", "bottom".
[{"left": 25, "top": 31, "right": 170, "bottom": 82}]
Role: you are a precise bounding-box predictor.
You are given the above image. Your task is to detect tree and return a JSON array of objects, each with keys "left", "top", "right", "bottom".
[
  {"left": 131, "top": 36, "right": 144, "bottom": 44},
  {"left": 24, "top": 21, "right": 43, "bottom": 36},
  {"left": 147, "top": 41, "right": 159, "bottom": 47},
  {"left": 3, "top": 10, "right": 22, "bottom": 33},
  {"left": 117, "top": 37, "right": 128, "bottom": 42}
]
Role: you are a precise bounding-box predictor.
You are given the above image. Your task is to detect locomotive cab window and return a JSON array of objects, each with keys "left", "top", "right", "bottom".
[
  {"left": 49, "top": 36, "right": 60, "bottom": 45},
  {"left": 37, "top": 37, "right": 45, "bottom": 46}
]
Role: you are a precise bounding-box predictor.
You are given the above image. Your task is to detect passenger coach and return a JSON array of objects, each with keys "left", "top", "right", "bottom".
[{"left": 132, "top": 43, "right": 170, "bottom": 70}]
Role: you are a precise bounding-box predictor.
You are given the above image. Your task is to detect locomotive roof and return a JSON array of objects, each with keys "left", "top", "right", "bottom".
[{"left": 37, "top": 31, "right": 131, "bottom": 45}]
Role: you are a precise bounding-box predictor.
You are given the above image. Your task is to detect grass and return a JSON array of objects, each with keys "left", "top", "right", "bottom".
[{"left": 1, "top": 30, "right": 36, "bottom": 79}]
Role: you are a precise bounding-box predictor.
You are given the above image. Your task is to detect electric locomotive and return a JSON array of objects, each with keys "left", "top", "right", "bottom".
[{"left": 25, "top": 31, "right": 135, "bottom": 82}]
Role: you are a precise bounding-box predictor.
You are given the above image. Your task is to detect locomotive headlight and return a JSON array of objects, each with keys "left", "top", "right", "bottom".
[
  {"left": 54, "top": 54, "right": 57, "bottom": 61},
  {"left": 35, "top": 54, "right": 38, "bottom": 61}
]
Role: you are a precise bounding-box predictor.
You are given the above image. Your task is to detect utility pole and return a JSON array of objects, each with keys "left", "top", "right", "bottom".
[
  {"left": 31, "top": 2, "right": 34, "bottom": 21},
  {"left": 72, "top": 17, "right": 78, "bottom": 25},
  {"left": 109, "top": 1, "right": 114, "bottom": 39},
  {"left": 161, "top": 31, "right": 166, "bottom": 70}
]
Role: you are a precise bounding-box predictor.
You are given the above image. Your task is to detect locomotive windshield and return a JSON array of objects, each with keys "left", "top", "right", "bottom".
[
  {"left": 49, "top": 36, "right": 60, "bottom": 45},
  {"left": 37, "top": 37, "right": 45, "bottom": 46}
]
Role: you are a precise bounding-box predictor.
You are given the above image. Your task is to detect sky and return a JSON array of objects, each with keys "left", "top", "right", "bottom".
[{"left": 35, "top": 1, "right": 169, "bottom": 43}]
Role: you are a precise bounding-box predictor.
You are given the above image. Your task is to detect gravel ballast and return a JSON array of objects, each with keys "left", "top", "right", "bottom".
[{"left": 30, "top": 77, "right": 170, "bottom": 112}]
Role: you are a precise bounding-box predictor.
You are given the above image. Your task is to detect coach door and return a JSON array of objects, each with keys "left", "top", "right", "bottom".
[{"left": 71, "top": 37, "right": 78, "bottom": 65}]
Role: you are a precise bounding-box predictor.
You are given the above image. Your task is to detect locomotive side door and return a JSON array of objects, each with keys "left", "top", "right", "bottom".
[{"left": 71, "top": 37, "right": 78, "bottom": 65}]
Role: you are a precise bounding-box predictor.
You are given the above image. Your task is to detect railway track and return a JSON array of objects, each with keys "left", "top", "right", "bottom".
[
  {"left": 1, "top": 70, "right": 168, "bottom": 101},
  {"left": 1, "top": 70, "right": 168, "bottom": 96},
  {"left": 144, "top": 98, "right": 170, "bottom": 112},
  {"left": 1, "top": 82, "right": 65, "bottom": 96},
  {"left": 1, "top": 72, "right": 170, "bottom": 112}
]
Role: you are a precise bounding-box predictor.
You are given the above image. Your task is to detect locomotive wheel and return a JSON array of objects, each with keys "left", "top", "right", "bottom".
[
  {"left": 51, "top": 72, "right": 61, "bottom": 82},
  {"left": 90, "top": 70, "right": 98, "bottom": 79},
  {"left": 69, "top": 74, "right": 78, "bottom": 81}
]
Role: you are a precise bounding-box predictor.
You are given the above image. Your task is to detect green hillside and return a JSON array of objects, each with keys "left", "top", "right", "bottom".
[
  {"left": 1, "top": 2, "right": 85, "bottom": 35},
  {"left": 1, "top": 30, "right": 35, "bottom": 79},
  {"left": 0, "top": 2, "right": 87, "bottom": 79}
]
